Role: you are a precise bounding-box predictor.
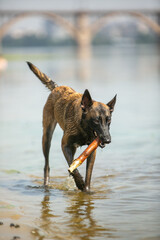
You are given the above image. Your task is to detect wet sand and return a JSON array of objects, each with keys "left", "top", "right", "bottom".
[{"left": 0, "top": 204, "right": 34, "bottom": 240}]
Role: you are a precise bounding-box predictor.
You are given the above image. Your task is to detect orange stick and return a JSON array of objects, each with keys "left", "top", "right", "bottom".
[{"left": 68, "top": 137, "right": 101, "bottom": 173}]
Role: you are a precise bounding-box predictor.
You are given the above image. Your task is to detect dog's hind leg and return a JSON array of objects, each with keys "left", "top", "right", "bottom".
[
  {"left": 85, "top": 150, "right": 96, "bottom": 192},
  {"left": 42, "top": 101, "right": 57, "bottom": 186},
  {"left": 42, "top": 121, "right": 57, "bottom": 186},
  {"left": 42, "top": 120, "right": 57, "bottom": 186}
]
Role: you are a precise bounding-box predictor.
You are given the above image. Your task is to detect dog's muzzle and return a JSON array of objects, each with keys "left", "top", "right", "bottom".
[
  {"left": 94, "top": 131, "right": 111, "bottom": 148},
  {"left": 99, "top": 139, "right": 111, "bottom": 148}
]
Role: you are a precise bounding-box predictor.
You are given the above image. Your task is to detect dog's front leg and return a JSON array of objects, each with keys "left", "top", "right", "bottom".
[
  {"left": 62, "top": 138, "right": 86, "bottom": 191},
  {"left": 85, "top": 150, "right": 96, "bottom": 192}
]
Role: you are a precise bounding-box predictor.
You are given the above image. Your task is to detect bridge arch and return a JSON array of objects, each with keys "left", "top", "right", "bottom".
[
  {"left": 0, "top": 11, "right": 160, "bottom": 47},
  {"left": 0, "top": 11, "right": 77, "bottom": 39},
  {"left": 90, "top": 11, "right": 160, "bottom": 37}
]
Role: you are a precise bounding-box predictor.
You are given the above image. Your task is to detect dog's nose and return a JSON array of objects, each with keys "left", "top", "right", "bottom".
[
  {"left": 101, "top": 137, "right": 111, "bottom": 145},
  {"left": 103, "top": 138, "right": 111, "bottom": 144}
]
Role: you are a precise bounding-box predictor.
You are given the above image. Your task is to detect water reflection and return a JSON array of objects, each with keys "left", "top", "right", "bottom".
[
  {"left": 40, "top": 193, "right": 55, "bottom": 226},
  {"left": 36, "top": 190, "right": 117, "bottom": 240},
  {"left": 76, "top": 46, "right": 92, "bottom": 81},
  {"left": 33, "top": 190, "right": 60, "bottom": 240},
  {"left": 65, "top": 192, "right": 117, "bottom": 240}
]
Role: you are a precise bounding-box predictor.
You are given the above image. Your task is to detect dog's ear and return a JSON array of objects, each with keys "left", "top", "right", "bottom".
[
  {"left": 81, "top": 89, "right": 93, "bottom": 112},
  {"left": 107, "top": 94, "right": 117, "bottom": 113}
]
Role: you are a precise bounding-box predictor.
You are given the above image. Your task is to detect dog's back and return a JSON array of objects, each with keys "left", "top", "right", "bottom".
[
  {"left": 47, "top": 86, "right": 82, "bottom": 132},
  {"left": 27, "top": 62, "right": 82, "bottom": 131}
]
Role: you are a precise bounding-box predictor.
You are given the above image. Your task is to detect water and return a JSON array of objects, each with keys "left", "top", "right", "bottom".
[{"left": 0, "top": 44, "right": 160, "bottom": 240}]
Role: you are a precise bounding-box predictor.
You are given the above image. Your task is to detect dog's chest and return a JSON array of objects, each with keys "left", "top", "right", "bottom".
[{"left": 69, "top": 132, "right": 90, "bottom": 148}]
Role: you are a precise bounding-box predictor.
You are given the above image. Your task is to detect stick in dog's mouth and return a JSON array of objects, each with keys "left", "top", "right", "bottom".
[
  {"left": 94, "top": 131, "right": 106, "bottom": 148},
  {"left": 68, "top": 137, "right": 102, "bottom": 173}
]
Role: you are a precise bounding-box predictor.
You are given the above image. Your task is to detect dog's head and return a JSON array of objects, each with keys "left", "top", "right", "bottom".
[{"left": 81, "top": 89, "right": 116, "bottom": 148}]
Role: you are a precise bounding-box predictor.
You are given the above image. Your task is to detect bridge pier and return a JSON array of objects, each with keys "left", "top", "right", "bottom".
[
  {"left": 157, "top": 13, "right": 160, "bottom": 42},
  {"left": 74, "top": 13, "right": 92, "bottom": 49},
  {"left": 74, "top": 13, "right": 92, "bottom": 80}
]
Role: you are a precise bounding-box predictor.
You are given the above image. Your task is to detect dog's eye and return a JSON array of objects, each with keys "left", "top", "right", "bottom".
[
  {"left": 94, "top": 118, "right": 99, "bottom": 124},
  {"left": 106, "top": 117, "right": 111, "bottom": 124}
]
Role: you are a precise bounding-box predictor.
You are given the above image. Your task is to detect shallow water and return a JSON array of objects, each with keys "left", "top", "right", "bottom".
[{"left": 0, "top": 44, "right": 160, "bottom": 240}]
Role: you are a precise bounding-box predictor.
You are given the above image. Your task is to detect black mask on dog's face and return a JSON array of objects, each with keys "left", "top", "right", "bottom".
[{"left": 81, "top": 90, "right": 117, "bottom": 147}]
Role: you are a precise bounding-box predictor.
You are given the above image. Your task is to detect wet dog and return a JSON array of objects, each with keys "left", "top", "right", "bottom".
[{"left": 27, "top": 62, "right": 116, "bottom": 192}]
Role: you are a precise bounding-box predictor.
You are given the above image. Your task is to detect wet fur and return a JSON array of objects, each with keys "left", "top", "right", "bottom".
[{"left": 27, "top": 62, "right": 116, "bottom": 192}]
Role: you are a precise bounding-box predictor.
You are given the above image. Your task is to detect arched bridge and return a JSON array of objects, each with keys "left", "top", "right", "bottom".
[
  {"left": 0, "top": 11, "right": 160, "bottom": 48},
  {"left": 0, "top": 0, "right": 160, "bottom": 48}
]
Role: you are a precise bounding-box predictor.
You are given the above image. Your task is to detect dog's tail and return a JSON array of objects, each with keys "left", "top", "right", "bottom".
[{"left": 27, "top": 62, "right": 58, "bottom": 91}]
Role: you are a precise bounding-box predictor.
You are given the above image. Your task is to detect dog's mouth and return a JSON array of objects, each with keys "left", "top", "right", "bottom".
[
  {"left": 93, "top": 131, "right": 106, "bottom": 148},
  {"left": 99, "top": 142, "right": 106, "bottom": 148}
]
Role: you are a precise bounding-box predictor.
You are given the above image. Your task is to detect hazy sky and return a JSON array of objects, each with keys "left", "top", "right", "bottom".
[{"left": 0, "top": 0, "right": 159, "bottom": 11}]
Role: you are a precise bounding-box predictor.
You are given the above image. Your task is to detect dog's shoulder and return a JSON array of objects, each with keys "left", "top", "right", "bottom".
[
  {"left": 51, "top": 86, "right": 81, "bottom": 103},
  {"left": 51, "top": 86, "right": 75, "bottom": 95}
]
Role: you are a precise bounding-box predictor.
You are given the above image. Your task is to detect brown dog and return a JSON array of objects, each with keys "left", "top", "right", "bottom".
[{"left": 27, "top": 62, "right": 116, "bottom": 192}]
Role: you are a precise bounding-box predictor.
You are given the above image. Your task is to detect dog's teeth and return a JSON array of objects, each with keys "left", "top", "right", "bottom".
[{"left": 94, "top": 131, "right": 97, "bottom": 137}]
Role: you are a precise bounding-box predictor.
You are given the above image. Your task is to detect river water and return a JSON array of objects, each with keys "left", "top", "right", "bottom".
[{"left": 0, "top": 44, "right": 160, "bottom": 240}]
